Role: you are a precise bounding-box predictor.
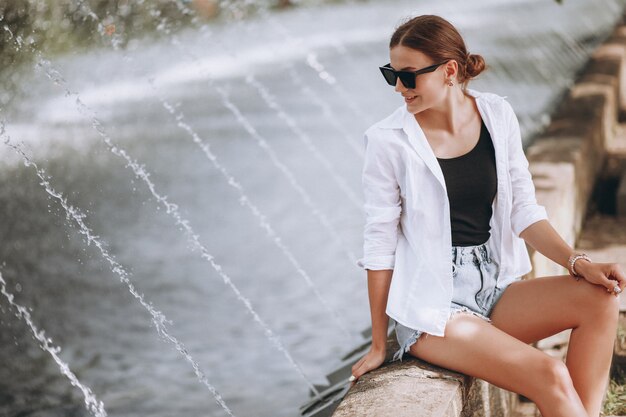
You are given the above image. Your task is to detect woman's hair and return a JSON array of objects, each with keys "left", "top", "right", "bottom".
[{"left": 389, "top": 15, "right": 486, "bottom": 91}]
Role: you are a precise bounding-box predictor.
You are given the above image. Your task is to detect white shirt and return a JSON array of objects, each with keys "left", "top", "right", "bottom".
[{"left": 355, "top": 88, "right": 548, "bottom": 337}]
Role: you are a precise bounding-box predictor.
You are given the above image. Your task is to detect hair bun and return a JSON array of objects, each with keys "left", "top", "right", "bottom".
[{"left": 466, "top": 53, "right": 486, "bottom": 78}]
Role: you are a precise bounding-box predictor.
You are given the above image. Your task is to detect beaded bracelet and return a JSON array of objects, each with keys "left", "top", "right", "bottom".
[{"left": 568, "top": 253, "right": 592, "bottom": 281}]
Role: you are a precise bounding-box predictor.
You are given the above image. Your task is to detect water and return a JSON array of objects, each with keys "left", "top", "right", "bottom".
[
  {"left": 0, "top": 0, "right": 624, "bottom": 416},
  {"left": 0, "top": 270, "right": 107, "bottom": 417},
  {"left": 0, "top": 125, "right": 235, "bottom": 415}
]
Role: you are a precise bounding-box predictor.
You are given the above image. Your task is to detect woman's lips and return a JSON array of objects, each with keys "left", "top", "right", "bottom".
[{"left": 404, "top": 95, "right": 418, "bottom": 103}]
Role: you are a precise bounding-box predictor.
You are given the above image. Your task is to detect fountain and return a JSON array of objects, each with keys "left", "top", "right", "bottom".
[{"left": 0, "top": 0, "right": 624, "bottom": 416}]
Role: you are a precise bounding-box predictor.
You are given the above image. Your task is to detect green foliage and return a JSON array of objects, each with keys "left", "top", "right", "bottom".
[
  {"left": 0, "top": 1, "right": 194, "bottom": 56},
  {"left": 603, "top": 367, "right": 626, "bottom": 415}
]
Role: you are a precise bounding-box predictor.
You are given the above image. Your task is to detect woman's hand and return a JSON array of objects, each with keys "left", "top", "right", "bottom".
[
  {"left": 349, "top": 347, "right": 387, "bottom": 387},
  {"left": 575, "top": 260, "right": 626, "bottom": 296}
]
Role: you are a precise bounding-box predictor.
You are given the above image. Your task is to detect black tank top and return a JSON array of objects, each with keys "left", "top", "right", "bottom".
[{"left": 436, "top": 118, "right": 497, "bottom": 246}]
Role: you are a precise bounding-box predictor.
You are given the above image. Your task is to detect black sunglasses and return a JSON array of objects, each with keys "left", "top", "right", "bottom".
[{"left": 379, "top": 60, "right": 449, "bottom": 89}]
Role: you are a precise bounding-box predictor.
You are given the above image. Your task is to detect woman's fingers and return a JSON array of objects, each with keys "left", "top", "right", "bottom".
[
  {"left": 601, "top": 263, "right": 625, "bottom": 296},
  {"left": 350, "top": 357, "right": 366, "bottom": 380},
  {"left": 611, "top": 263, "right": 626, "bottom": 292},
  {"left": 350, "top": 354, "right": 380, "bottom": 387},
  {"left": 349, "top": 360, "right": 365, "bottom": 388}
]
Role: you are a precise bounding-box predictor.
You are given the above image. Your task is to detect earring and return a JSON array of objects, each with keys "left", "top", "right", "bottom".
[{"left": 447, "top": 80, "right": 454, "bottom": 86}]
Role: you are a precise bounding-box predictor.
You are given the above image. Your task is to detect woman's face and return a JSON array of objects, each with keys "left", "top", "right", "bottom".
[{"left": 389, "top": 45, "right": 450, "bottom": 114}]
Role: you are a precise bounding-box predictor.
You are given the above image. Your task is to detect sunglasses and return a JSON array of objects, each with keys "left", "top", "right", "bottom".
[{"left": 379, "top": 60, "right": 449, "bottom": 89}]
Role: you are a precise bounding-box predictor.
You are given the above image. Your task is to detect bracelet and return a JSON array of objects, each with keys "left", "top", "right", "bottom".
[{"left": 567, "top": 253, "right": 592, "bottom": 281}]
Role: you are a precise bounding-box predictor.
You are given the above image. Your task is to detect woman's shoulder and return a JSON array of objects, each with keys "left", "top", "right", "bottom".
[
  {"left": 469, "top": 88, "right": 516, "bottom": 116},
  {"left": 360, "top": 106, "right": 407, "bottom": 157},
  {"left": 359, "top": 106, "right": 404, "bottom": 149}
]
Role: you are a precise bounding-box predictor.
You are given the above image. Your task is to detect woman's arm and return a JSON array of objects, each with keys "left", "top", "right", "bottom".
[
  {"left": 519, "top": 219, "right": 575, "bottom": 270},
  {"left": 350, "top": 268, "right": 391, "bottom": 383},
  {"left": 356, "top": 131, "right": 402, "bottom": 270},
  {"left": 368, "top": 269, "right": 393, "bottom": 352},
  {"left": 356, "top": 130, "right": 401, "bottom": 343},
  {"left": 519, "top": 216, "right": 626, "bottom": 295},
  {"left": 351, "top": 131, "right": 400, "bottom": 382}
]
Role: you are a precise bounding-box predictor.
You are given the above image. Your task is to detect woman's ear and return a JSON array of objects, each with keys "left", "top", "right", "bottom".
[{"left": 444, "top": 60, "right": 459, "bottom": 81}]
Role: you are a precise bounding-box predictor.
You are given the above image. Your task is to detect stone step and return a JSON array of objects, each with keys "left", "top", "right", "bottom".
[
  {"left": 510, "top": 401, "right": 541, "bottom": 417},
  {"left": 610, "top": 124, "right": 626, "bottom": 159},
  {"left": 606, "top": 123, "right": 626, "bottom": 179}
]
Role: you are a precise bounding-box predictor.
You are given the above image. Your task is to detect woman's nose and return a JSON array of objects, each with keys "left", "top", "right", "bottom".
[{"left": 395, "top": 78, "right": 407, "bottom": 93}]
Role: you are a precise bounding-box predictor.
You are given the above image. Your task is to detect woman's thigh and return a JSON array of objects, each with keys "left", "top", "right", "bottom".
[
  {"left": 488, "top": 274, "right": 620, "bottom": 345},
  {"left": 408, "top": 312, "right": 559, "bottom": 400}
]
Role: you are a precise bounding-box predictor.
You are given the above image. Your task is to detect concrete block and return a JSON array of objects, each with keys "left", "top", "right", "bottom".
[
  {"left": 570, "top": 82, "right": 617, "bottom": 149},
  {"left": 591, "top": 42, "right": 626, "bottom": 116}
]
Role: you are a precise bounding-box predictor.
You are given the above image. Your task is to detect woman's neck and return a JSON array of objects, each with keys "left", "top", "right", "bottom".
[{"left": 414, "top": 89, "right": 475, "bottom": 135}]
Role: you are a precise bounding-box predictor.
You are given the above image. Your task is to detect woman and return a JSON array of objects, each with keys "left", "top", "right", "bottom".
[{"left": 349, "top": 14, "right": 626, "bottom": 417}]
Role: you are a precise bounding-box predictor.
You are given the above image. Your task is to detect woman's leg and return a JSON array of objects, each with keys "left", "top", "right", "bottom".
[
  {"left": 408, "top": 311, "right": 588, "bottom": 417},
  {"left": 488, "top": 275, "right": 621, "bottom": 417}
]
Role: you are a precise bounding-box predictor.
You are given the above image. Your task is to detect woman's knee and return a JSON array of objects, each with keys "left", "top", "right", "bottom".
[
  {"left": 582, "top": 281, "right": 621, "bottom": 326},
  {"left": 599, "top": 288, "right": 621, "bottom": 320},
  {"left": 530, "top": 357, "right": 578, "bottom": 404}
]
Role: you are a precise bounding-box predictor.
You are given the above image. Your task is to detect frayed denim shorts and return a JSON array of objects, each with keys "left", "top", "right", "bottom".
[{"left": 392, "top": 240, "right": 509, "bottom": 363}]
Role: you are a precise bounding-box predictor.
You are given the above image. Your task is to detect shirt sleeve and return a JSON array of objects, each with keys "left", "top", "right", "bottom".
[
  {"left": 355, "top": 131, "right": 402, "bottom": 270},
  {"left": 504, "top": 100, "right": 549, "bottom": 237}
]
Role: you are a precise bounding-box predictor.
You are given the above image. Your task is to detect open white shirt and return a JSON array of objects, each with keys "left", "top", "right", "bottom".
[{"left": 356, "top": 88, "right": 548, "bottom": 337}]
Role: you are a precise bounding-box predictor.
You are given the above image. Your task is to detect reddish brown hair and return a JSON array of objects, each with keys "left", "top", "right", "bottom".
[{"left": 390, "top": 15, "right": 487, "bottom": 92}]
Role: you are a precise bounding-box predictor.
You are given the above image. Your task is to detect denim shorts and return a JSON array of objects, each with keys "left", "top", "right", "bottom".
[{"left": 392, "top": 240, "right": 509, "bottom": 363}]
